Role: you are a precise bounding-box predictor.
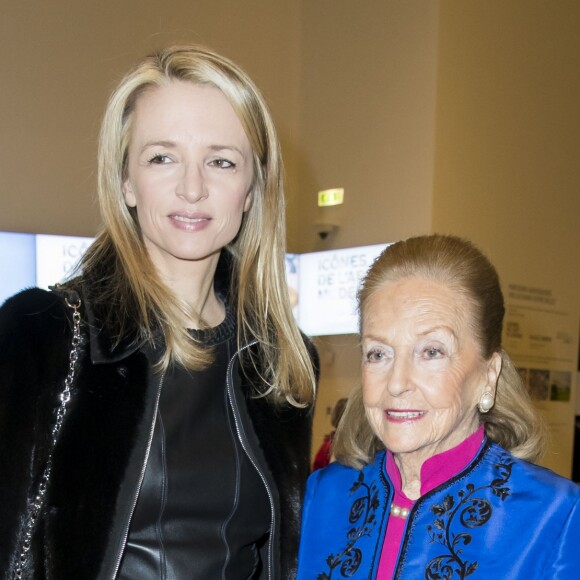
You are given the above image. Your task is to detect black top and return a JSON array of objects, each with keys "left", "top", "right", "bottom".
[{"left": 118, "top": 308, "right": 270, "bottom": 578}]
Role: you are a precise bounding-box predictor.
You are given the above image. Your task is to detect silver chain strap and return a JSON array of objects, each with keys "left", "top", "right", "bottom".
[{"left": 13, "top": 293, "right": 82, "bottom": 579}]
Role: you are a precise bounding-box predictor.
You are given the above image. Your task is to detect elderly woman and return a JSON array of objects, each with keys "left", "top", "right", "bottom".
[
  {"left": 297, "top": 234, "right": 579, "bottom": 579},
  {"left": 0, "top": 45, "right": 317, "bottom": 579}
]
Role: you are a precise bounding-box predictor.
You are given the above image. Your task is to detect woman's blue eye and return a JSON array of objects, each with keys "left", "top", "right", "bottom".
[{"left": 147, "top": 154, "right": 170, "bottom": 164}]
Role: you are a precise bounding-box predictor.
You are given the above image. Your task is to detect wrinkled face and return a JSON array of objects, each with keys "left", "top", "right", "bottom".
[
  {"left": 122, "top": 80, "right": 254, "bottom": 277},
  {"left": 361, "top": 277, "right": 500, "bottom": 467}
]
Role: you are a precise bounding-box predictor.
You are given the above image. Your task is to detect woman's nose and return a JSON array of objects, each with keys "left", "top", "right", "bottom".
[
  {"left": 386, "top": 355, "right": 413, "bottom": 396},
  {"left": 175, "top": 163, "right": 208, "bottom": 203}
]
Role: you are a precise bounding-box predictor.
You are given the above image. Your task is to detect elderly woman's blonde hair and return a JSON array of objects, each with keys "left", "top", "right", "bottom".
[
  {"left": 334, "top": 234, "right": 546, "bottom": 468},
  {"left": 79, "top": 45, "right": 316, "bottom": 404}
]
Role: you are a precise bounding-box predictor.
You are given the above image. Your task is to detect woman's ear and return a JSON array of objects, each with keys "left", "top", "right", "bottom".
[
  {"left": 243, "top": 189, "right": 253, "bottom": 213},
  {"left": 122, "top": 180, "right": 137, "bottom": 208},
  {"left": 484, "top": 351, "right": 503, "bottom": 397}
]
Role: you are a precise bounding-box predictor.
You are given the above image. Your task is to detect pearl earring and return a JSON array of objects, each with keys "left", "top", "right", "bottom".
[{"left": 478, "top": 391, "right": 495, "bottom": 413}]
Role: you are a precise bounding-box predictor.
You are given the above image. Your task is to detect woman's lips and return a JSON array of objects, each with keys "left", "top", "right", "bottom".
[
  {"left": 384, "top": 409, "right": 426, "bottom": 422},
  {"left": 169, "top": 213, "right": 210, "bottom": 230}
]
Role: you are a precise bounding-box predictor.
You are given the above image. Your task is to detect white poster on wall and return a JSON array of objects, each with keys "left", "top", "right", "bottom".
[
  {"left": 504, "top": 282, "right": 579, "bottom": 478},
  {"left": 0, "top": 232, "right": 36, "bottom": 305},
  {"left": 35, "top": 234, "right": 94, "bottom": 290},
  {"left": 296, "top": 243, "right": 387, "bottom": 336}
]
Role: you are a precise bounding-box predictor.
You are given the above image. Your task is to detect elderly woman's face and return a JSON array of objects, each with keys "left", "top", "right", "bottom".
[
  {"left": 122, "top": 80, "right": 254, "bottom": 277},
  {"left": 361, "top": 277, "right": 499, "bottom": 467}
]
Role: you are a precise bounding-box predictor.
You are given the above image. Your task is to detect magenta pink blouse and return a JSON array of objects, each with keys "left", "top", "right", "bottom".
[{"left": 377, "top": 427, "right": 485, "bottom": 578}]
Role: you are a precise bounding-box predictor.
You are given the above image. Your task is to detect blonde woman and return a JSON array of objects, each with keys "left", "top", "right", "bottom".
[
  {"left": 0, "top": 45, "right": 317, "bottom": 579},
  {"left": 298, "top": 235, "right": 579, "bottom": 579}
]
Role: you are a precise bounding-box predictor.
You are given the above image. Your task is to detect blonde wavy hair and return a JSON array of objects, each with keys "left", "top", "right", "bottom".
[
  {"left": 80, "top": 45, "right": 316, "bottom": 404},
  {"left": 334, "top": 234, "right": 546, "bottom": 467}
]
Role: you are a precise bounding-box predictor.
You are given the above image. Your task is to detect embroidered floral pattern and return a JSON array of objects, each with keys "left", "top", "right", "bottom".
[
  {"left": 424, "top": 454, "right": 514, "bottom": 579},
  {"left": 317, "top": 471, "right": 380, "bottom": 579}
]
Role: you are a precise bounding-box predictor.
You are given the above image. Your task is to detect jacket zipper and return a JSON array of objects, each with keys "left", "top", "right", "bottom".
[
  {"left": 226, "top": 341, "right": 275, "bottom": 580},
  {"left": 111, "top": 372, "right": 166, "bottom": 579}
]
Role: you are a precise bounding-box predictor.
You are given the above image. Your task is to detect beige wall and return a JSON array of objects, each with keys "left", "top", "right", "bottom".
[
  {"left": 1, "top": 1, "right": 578, "bottom": 474},
  {"left": 0, "top": 0, "right": 301, "bottom": 235},
  {"left": 292, "top": 0, "right": 438, "bottom": 254},
  {"left": 434, "top": 1, "right": 580, "bottom": 308}
]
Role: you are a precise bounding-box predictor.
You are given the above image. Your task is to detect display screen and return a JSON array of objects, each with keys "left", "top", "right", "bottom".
[
  {"left": 0, "top": 232, "right": 37, "bottom": 305},
  {"left": 0, "top": 232, "right": 93, "bottom": 305},
  {"left": 289, "top": 243, "right": 388, "bottom": 336}
]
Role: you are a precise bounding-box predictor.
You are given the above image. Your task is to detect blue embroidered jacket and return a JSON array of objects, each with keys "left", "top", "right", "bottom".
[{"left": 297, "top": 439, "right": 580, "bottom": 579}]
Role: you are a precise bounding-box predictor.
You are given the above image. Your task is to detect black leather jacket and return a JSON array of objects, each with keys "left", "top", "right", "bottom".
[{"left": 0, "top": 275, "right": 316, "bottom": 578}]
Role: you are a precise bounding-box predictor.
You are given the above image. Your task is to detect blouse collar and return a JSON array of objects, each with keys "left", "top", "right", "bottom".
[{"left": 386, "top": 426, "right": 485, "bottom": 500}]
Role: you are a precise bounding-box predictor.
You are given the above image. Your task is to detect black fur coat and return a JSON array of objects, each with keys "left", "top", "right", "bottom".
[{"left": 0, "top": 281, "right": 316, "bottom": 579}]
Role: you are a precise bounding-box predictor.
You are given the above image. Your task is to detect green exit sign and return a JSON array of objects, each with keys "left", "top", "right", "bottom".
[{"left": 318, "top": 188, "right": 344, "bottom": 207}]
